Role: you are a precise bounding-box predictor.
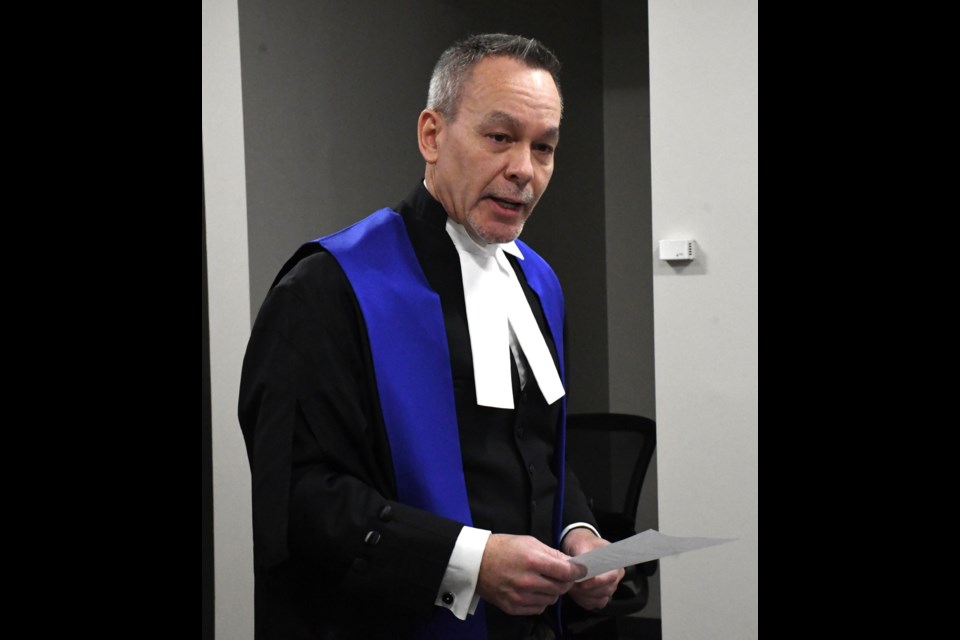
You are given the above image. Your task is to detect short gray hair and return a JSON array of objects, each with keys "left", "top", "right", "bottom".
[{"left": 427, "top": 33, "right": 562, "bottom": 120}]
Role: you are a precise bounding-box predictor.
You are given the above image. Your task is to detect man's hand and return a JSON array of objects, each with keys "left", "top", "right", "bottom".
[
  {"left": 477, "top": 534, "right": 586, "bottom": 616},
  {"left": 561, "top": 528, "right": 625, "bottom": 611}
]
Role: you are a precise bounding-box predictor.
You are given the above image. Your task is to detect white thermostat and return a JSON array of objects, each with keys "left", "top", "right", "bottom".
[{"left": 659, "top": 239, "right": 696, "bottom": 261}]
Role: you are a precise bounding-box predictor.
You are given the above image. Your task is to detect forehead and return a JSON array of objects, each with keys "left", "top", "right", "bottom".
[{"left": 458, "top": 56, "right": 562, "bottom": 129}]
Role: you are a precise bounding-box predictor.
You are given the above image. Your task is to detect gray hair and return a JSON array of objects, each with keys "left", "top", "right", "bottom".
[{"left": 427, "top": 33, "right": 562, "bottom": 120}]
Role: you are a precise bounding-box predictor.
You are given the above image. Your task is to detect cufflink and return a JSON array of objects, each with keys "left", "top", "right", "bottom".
[{"left": 441, "top": 592, "right": 455, "bottom": 606}]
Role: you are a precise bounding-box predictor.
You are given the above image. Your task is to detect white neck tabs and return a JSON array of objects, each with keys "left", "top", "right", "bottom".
[{"left": 444, "top": 218, "right": 565, "bottom": 409}]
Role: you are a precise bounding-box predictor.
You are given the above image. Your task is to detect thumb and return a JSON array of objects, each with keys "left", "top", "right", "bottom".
[
  {"left": 540, "top": 554, "right": 587, "bottom": 582},
  {"left": 569, "top": 560, "right": 588, "bottom": 581}
]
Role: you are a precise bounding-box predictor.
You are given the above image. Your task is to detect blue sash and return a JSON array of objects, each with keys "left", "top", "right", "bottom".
[{"left": 318, "top": 208, "right": 567, "bottom": 639}]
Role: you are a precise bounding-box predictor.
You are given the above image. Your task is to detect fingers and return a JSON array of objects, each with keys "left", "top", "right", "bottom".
[
  {"left": 569, "top": 585, "right": 612, "bottom": 611},
  {"left": 478, "top": 533, "right": 628, "bottom": 615},
  {"left": 493, "top": 580, "right": 564, "bottom": 616},
  {"left": 581, "top": 567, "right": 623, "bottom": 589},
  {"left": 478, "top": 534, "right": 585, "bottom": 616},
  {"left": 568, "top": 562, "right": 588, "bottom": 584},
  {"left": 568, "top": 568, "right": 625, "bottom": 610},
  {"left": 532, "top": 552, "right": 587, "bottom": 584}
]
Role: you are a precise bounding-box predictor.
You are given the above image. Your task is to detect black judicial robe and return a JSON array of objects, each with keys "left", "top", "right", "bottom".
[{"left": 238, "top": 184, "right": 596, "bottom": 639}]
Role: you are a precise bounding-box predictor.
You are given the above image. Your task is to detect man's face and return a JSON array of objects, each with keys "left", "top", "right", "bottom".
[{"left": 426, "top": 56, "right": 561, "bottom": 244}]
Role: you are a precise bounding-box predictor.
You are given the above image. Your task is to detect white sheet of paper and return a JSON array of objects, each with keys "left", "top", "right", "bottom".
[{"left": 571, "top": 529, "right": 734, "bottom": 581}]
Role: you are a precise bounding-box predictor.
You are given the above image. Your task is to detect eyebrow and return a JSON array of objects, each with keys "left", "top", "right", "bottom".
[{"left": 480, "top": 110, "right": 560, "bottom": 142}]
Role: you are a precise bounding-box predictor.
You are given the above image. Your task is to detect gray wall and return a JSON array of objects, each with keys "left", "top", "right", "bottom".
[
  {"left": 649, "top": 1, "right": 759, "bottom": 637},
  {"left": 240, "top": 0, "right": 610, "bottom": 413},
  {"left": 602, "top": 0, "right": 660, "bottom": 617},
  {"left": 202, "top": 0, "right": 255, "bottom": 637},
  {"left": 603, "top": 1, "right": 655, "bottom": 418}
]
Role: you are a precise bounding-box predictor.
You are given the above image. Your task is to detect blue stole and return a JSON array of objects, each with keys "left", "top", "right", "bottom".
[{"left": 317, "top": 208, "right": 567, "bottom": 639}]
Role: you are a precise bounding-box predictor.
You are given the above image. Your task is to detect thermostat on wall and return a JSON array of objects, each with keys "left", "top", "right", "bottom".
[{"left": 659, "top": 239, "right": 696, "bottom": 261}]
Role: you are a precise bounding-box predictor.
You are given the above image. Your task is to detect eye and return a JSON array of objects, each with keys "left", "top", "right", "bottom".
[
  {"left": 488, "top": 133, "right": 510, "bottom": 143},
  {"left": 534, "top": 143, "right": 555, "bottom": 156}
]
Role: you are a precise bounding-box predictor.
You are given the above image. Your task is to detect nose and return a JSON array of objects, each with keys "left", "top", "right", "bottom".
[{"left": 505, "top": 146, "right": 534, "bottom": 188}]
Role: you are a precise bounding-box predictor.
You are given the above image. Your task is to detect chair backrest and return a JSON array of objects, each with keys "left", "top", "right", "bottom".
[
  {"left": 563, "top": 413, "right": 658, "bottom": 629},
  {"left": 565, "top": 413, "right": 656, "bottom": 532}
]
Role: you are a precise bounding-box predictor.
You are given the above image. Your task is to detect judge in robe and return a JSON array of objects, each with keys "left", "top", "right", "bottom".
[{"left": 238, "top": 34, "right": 625, "bottom": 640}]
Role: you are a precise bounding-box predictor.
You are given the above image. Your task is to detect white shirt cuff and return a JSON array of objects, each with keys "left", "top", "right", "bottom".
[
  {"left": 435, "top": 526, "right": 491, "bottom": 620},
  {"left": 560, "top": 522, "right": 601, "bottom": 545}
]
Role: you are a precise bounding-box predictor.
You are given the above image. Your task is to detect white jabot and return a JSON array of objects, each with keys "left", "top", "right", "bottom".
[{"left": 444, "top": 217, "right": 565, "bottom": 409}]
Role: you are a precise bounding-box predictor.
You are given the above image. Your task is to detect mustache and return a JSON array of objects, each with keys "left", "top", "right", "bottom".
[{"left": 484, "top": 188, "right": 535, "bottom": 205}]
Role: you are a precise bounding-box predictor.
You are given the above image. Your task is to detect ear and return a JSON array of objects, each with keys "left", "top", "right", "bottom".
[{"left": 418, "top": 109, "right": 443, "bottom": 164}]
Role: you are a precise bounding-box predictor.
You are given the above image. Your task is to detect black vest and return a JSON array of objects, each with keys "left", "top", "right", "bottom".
[{"left": 401, "top": 194, "right": 563, "bottom": 547}]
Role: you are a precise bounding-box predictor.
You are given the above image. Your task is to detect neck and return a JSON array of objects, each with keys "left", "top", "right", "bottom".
[{"left": 423, "top": 174, "right": 492, "bottom": 247}]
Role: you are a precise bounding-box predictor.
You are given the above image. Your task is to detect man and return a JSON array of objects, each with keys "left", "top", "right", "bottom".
[{"left": 239, "top": 33, "right": 624, "bottom": 640}]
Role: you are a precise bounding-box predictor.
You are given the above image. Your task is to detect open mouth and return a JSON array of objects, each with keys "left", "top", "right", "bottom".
[{"left": 489, "top": 196, "right": 524, "bottom": 212}]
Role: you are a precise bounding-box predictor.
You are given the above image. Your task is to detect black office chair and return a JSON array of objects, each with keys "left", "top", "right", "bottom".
[{"left": 563, "top": 413, "right": 658, "bottom": 639}]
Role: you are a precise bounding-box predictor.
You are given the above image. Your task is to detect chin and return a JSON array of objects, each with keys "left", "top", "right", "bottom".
[
  {"left": 476, "top": 225, "right": 523, "bottom": 244},
  {"left": 468, "top": 216, "right": 527, "bottom": 245}
]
